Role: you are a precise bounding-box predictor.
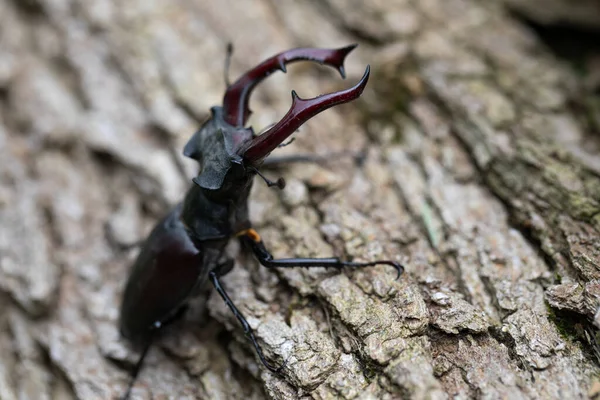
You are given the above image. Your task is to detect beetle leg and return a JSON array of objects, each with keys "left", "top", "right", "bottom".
[
  {"left": 261, "top": 153, "right": 329, "bottom": 167},
  {"left": 215, "top": 259, "right": 235, "bottom": 276},
  {"left": 238, "top": 229, "right": 404, "bottom": 280},
  {"left": 262, "top": 147, "right": 367, "bottom": 168},
  {"left": 121, "top": 339, "right": 153, "bottom": 400},
  {"left": 209, "top": 271, "right": 285, "bottom": 373},
  {"left": 224, "top": 42, "right": 234, "bottom": 87},
  {"left": 261, "top": 152, "right": 362, "bottom": 168}
]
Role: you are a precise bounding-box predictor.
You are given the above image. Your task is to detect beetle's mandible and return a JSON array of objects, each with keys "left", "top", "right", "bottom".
[{"left": 119, "top": 44, "right": 404, "bottom": 398}]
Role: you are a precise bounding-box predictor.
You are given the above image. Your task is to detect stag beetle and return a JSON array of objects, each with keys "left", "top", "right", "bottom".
[{"left": 119, "top": 44, "right": 404, "bottom": 398}]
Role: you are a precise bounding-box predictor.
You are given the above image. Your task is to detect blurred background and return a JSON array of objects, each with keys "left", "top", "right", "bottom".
[{"left": 0, "top": 0, "right": 599, "bottom": 399}]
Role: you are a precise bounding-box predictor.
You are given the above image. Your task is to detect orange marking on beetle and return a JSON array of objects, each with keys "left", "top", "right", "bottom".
[{"left": 236, "top": 228, "right": 262, "bottom": 242}]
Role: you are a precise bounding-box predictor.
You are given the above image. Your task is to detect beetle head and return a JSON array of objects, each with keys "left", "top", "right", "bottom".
[
  {"left": 183, "top": 107, "right": 253, "bottom": 190},
  {"left": 183, "top": 45, "right": 370, "bottom": 192}
]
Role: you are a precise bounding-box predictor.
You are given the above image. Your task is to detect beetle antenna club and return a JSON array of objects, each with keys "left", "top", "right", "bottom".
[
  {"left": 119, "top": 44, "right": 404, "bottom": 399},
  {"left": 248, "top": 166, "right": 285, "bottom": 189}
]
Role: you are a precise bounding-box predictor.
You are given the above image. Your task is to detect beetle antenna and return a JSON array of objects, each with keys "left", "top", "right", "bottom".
[
  {"left": 249, "top": 166, "right": 286, "bottom": 189},
  {"left": 121, "top": 340, "right": 153, "bottom": 400},
  {"left": 222, "top": 45, "right": 357, "bottom": 127},
  {"left": 224, "top": 42, "right": 234, "bottom": 87},
  {"left": 239, "top": 65, "right": 370, "bottom": 164}
]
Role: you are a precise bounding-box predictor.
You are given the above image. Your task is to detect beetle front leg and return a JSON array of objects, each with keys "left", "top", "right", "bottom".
[
  {"left": 262, "top": 148, "right": 366, "bottom": 168},
  {"left": 209, "top": 270, "right": 284, "bottom": 373},
  {"left": 237, "top": 229, "right": 404, "bottom": 279}
]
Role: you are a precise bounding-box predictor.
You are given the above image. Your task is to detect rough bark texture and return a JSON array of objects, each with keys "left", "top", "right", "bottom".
[
  {"left": 1, "top": 0, "right": 599, "bottom": 399},
  {"left": 497, "top": 0, "right": 600, "bottom": 29}
]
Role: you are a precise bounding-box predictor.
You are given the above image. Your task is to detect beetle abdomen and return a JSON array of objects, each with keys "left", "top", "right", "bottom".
[{"left": 119, "top": 204, "right": 203, "bottom": 343}]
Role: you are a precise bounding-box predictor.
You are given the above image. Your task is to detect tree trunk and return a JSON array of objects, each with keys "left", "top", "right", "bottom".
[
  {"left": 1, "top": 0, "right": 599, "bottom": 399},
  {"left": 498, "top": 0, "right": 600, "bottom": 29}
]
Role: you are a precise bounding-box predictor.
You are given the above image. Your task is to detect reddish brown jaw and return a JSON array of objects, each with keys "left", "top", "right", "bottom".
[
  {"left": 222, "top": 45, "right": 357, "bottom": 127},
  {"left": 239, "top": 65, "right": 370, "bottom": 164}
]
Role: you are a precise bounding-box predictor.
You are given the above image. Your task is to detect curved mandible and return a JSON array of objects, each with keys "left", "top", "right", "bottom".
[
  {"left": 222, "top": 45, "right": 357, "bottom": 127},
  {"left": 238, "top": 65, "right": 370, "bottom": 164}
]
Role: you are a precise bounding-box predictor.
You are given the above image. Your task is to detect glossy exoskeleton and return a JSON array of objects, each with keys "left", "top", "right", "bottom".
[{"left": 119, "top": 44, "right": 404, "bottom": 398}]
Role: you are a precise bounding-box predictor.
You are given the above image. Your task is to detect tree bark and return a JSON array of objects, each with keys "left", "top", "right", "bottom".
[
  {"left": 495, "top": 0, "right": 600, "bottom": 29},
  {"left": 1, "top": 0, "right": 599, "bottom": 399}
]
